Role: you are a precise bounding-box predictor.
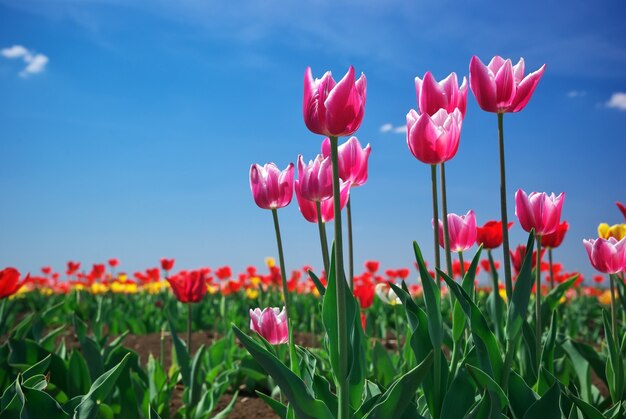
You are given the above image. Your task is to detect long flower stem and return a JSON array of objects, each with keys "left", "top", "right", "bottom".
[
  {"left": 431, "top": 165, "right": 441, "bottom": 287},
  {"left": 548, "top": 248, "right": 555, "bottom": 290},
  {"left": 487, "top": 249, "right": 503, "bottom": 343},
  {"left": 498, "top": 113, "right": 514, "bottom": 303},
  {"left": 458, "top": 251, "right": 466, "bottom": 278},
  {"left": 535, "top": 235, "right": 543, "bottom": 370},
  {"left": 329, "top": 136, "right": 349, "bottom": 419},
  {"left": 315, "top": 201, "right": 330, "bottom": 274},
  {"left": 187, "top": 304, "right": 193, "bottom": 355},
  {"left": 347, "top": 198, "right": 354, "bottom": 290},
  {"left": 393, "top": 304, "right": 402, "bottom": 369},
  {"left": 610, "top": 273, "right": 618, "bottom": 343},
  {"left": 440, "top": 163, "right": 453, "bottom": 276},
  {"left": 271, "top": 208, "right": 298, "bottom": 375}
]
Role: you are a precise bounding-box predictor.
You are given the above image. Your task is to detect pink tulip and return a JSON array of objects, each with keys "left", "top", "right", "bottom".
[
  {"left": 436, "top": 210, "right": 477, "bottom": 252},
  {"left": 294, "top": 178, "right": 350, "bottom": 223},
  {"left": 515, "top": 189, "right": 565, "bottom": 236},
  {"left": 415, "top": 71, "right": 468, "bottom": 117},
  {"left": 249, "top": 163, "right": 294, "bottom": 210},
  {"left": 303, "top": 66, "right": 367, "bottom": 137},
  {"left": 321, "top": 136, "right": 371, "bottom": 186},
  {"left": 469, "top": 56, "right": 546, "bottom": 113},
  {"left": 583, "top": 237, "right": 626, "bottom": 274},
  {"left": 406, "top": 108, "right": 463, "bottom": 165},
  {"left": 249, "top": 307, "right": 289, "bottom": 345},
  {"left": 297, "top": 154, "right": 333, "bottom": 202}
]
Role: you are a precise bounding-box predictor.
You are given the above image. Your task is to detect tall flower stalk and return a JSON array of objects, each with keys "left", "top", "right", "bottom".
[{"left": 470, "top": 55, "right": 546, "bottom": 302}]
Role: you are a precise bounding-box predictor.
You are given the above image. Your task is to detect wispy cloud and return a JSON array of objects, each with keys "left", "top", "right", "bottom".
[
  {"left": 567, "top": 90, "right": 586, "bottom": 98},
  {"left": 606, "top": 92, "right": 626, "bottom": 111},
  {"left": 380, "top": 123, "right": 406, "bottom": 134},
  {"left": 1, "top": 44, "right": 49, "bottom": 77}
]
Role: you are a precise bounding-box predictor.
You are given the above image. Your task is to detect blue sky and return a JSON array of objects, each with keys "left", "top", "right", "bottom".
[{"left": 1, "top": 0, "right": 625, "bottom": 283}]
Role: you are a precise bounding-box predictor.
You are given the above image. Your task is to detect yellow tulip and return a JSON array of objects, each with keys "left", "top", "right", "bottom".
[
  {"left": 598, "top": 223, "right": 626, "bottom": 240},
  {"left": 246, "top": 288, "right": 259, "bottom": 300}
]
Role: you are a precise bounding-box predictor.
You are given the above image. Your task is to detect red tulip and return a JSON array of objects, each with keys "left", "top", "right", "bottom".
[
  {"left": 510, "top": 245, "right": 546, "bottom": 274},
  {"left": 354, "top": 282, "right": 375, "bottom": 309},
  {"left": 469, "top": 56, "right": 546, "bottom": 113},
  {"left": 476, "top": 220, "right": 513, "bottom": 249},
  {"left": 167, "top": 270, "right": 207, "bottom": 303},
  {"left": 321, "top": 136, "right": 371, "bottom": 187},
  {"left": 249, "top": 163, "right": 294, "bottom": 210},
  {"left": 617, "top": 202, "right": 626, "bottom": 221},
  {"left": 415, "top": 71, "right": 468, "bottom": 117},
  {"left": 396, "top": 268, "right": 410, "bottom": 280},
  {"left": 215, "top": 266, "right": 232, "bottom": 280},
  {"left": 593, "top": 275, "right": 604, "bottom": 284},
  {"left": 480, "top": 259, "right": 500, "bottom": 273},
  {"left": 406, "top": 108, "right": 463, "bottom": 165},
  {"left": 161, "top": 258, "right": 175, "bottom": 272},
  {"left": 365, "top": 260, "right": 380, "bottom": 273},
  {"left": 66, "top": 261, "right": 80, "bottom": 276},
  {"left": 515, "top": 189, "right": 565, "bottom": 236},
  {"left": 108, "top": 258, "right": 119, "bottom": 268},
  {"left": 542, "top": 221, "right": 569, "bottom": 249},
  {"left": 303, "top": 66, "right": 366, "bottom": 137},
  {"left": 0, "top": 268, "right": 21, "bottom": 299},
  {"left": 41, "top": 266, "right": 52, "bottom": 275}
]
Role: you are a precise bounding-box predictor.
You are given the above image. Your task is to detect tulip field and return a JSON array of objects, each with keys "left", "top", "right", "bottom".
[{"left": 2, "top": 56, "right": 626, "bottom": 419}]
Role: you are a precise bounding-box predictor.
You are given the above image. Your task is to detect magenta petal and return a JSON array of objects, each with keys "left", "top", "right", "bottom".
[
  {"left": 470, "top": 56, "right": 498, "bottom": 113},
  {"left": 509, "top": 64, "right": 546, "bottom": 112},
  {"left": 494, "top": 59, "right": 515, "bottom": 111}
]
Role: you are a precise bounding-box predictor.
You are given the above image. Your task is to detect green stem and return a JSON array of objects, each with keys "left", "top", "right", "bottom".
[
  {"left": 501, "top": 335, "right": 518, "bottom": 388},
  {"left": 271, "top": 208, "right": 298, "bottom": 375},
  {"left": 431, "top": 165, "right": 441, "bottom": 287},
  {"left": 315, "top": 201, "right": 330, "bottom": 275},
  {"left": 610, "top": 274, "right": 618, "bottom": 344},
  {"left": 498, "top": 113, "right": 514, "bottom": 303},
  {"left": 487, "top": 250, "right": 503, "bottom": 343},
  {"left": 393, "top": 304, "right": 402, "bottom": 369},
  {"left": 458, "top": 251, "right": 466, "bottom": 278},
  {"left": 548, "top": 248, "right": 555, "bottom": 290},
  {"left": 440, "top": 163, "right": 453, "bottom": 276},
  {"left": 347, "top": 198, "right": 355, "bottom": 290},
  {"left": 330, "top": 136, "right": 349, "bottom": 419},
  {"left": 187, "top": 303, "right": 193, "bottom": 355},
  {"left": 535, "top": 235, "right": 542, "bottom": 371}
]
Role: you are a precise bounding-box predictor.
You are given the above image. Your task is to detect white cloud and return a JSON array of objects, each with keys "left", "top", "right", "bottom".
[
  {"left": 606, "top": 92, "right": 626, "bottom": 111},
  {"left": 393, "top": 125, "right": 407, "bottom": 134},
  {"left": 379, "top": 123, "right": 393, "bottom": 133},
  {"left": 1, "top": 45, "right": 29, "bottom": 58},
  {"left": 1, "top": 44, "right": 49, "bottom": 77},
  {"left": 567, "top": 90, "right": 586, "bottom": 98},
  {"left": 380, "top": 123, "right": 406, "bottom": 135}
]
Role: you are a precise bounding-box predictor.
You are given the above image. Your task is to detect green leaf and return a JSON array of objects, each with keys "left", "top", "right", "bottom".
[
  {"left": 466, "top": 364, "right": 508, "bottom": 411},
  {"left": 20, "top": 386, "right": 69, "bottom": 419},
  {"left": 321, "top": 244, "right": 364, "bottom": 409},
  {"left": 372, "top": 341, "right": 396, "bottom": 388},
  {"left": 168, "top": 315, "right": 190, "bottom": 386},
  {"left": 441, "top": 366, "right": 476, "bottom": 419},
  {"left": 256, "top": 392, "right": 287, "bottom": 419},
  {"left": 189, "top": 345, "right": 206, "bottom": 409},
  {"left": 307, "top": 270, "right": 326, "bottom": 297},
  {"left": 232, "top": 325, "right": 334, "bottom": 419},
  {"left": 506, "top": 231, "right": 536, "bottom": 341},
  {"left": 363, "top": 351, "right": 433, "bottom": 419},
  {"left": 212, "top": 391, "right": 239, "bottom": 419},
  {"left": 540, "top": 276, "right": 577, "bottom": 329},
  {"left": 22, "top": 355, "right": 51, "bottom": 381},
  {"left": 68, "top": 351, "right": 92, "bottom": 397},
  {"left": 451, "top": 247, "right": 483, "bottom": 342},
  {"left": 413, "top": 241, "right": 442, "bottom": 350},
  {"left": 523, "top": 382, "right": 560, "bottom": 419},
  {"left": 507, "top": 370, "right": 537, "bottom": 419},
  {"left": 148, "top": 405, "right": 162, "bottom": 419},
  {"left": 603, "top": 310, "right": 624, "bottom": 403},
  {"left": 440, "top": 271, "right": 503, "bottom": 381},
  {"left": 561, "top": 340, "right": 591, "bottom": 403},
  {"left": 567, "top": 394, "right": 605, "bottom": 419},
  {"left": 74, "top": 353, "right": 131, "bottom": 419},
  {"left": 539, "top": 311, "right": 559, "bottom": 381}
]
